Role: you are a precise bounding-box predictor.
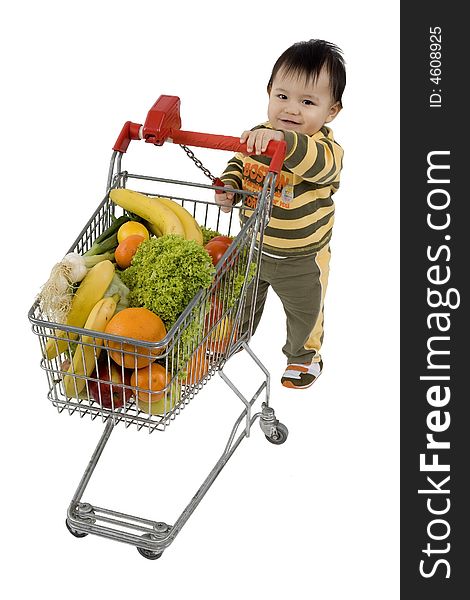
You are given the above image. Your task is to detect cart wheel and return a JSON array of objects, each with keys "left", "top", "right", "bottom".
[
  {"left": 137, "top": 533, "right": 163, "bottom": 560},
  {"left": 137, "top": 546, "right": 163, "bottom": 560},
  {"left": 265, "top": 422, "right": 289, "bottom": 445},
  {"left": 65, "top": 519, "right": 88, "bottom": 538}
]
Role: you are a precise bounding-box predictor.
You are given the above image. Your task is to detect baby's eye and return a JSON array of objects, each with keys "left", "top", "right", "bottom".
[
  {"left": 302, "top": 99, "right": 315, "bottom": 106},
  {"left": 277, "top": 94, "right": 288, "bottom": 100}
]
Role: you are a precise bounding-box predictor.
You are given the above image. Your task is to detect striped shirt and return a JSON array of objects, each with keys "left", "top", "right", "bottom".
[{"left": 221, "top": 122, "right": 343, "bottom": 258}]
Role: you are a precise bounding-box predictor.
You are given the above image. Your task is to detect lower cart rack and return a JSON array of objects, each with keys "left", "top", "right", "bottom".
[{"left": 66, "top": 352, "right": 287, "bottom": 559}]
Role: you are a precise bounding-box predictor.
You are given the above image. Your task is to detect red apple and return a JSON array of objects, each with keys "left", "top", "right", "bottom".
[{"left": 88, "top": 356, "right": 132, "bottom": 409}]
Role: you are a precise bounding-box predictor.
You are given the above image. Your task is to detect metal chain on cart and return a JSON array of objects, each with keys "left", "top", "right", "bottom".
[{"left": 179, "top": 144, "right": 219, "bottom": 184}]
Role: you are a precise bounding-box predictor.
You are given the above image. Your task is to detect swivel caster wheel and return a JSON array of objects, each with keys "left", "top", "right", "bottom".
[
  {"left": 65, "top": 519, "right": 88, "bottom": 538},
  {"left": 137, "top": 533, "right": 163, "bottom": 560},
  {"left": 265, "top": 422, "right": 289, "bottom": 445},
  {"left": 137, "top": 547, "right": 163, "bottom": 560}
]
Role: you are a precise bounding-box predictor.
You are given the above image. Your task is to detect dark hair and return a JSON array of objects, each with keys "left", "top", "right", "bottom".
[{"left": 267, "top": 39, "right": 346, "bottom": 107}]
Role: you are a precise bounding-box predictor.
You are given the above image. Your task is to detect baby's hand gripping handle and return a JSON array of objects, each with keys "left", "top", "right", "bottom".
[{"left": 170, "top": 130, "right": 287, "bottom": 175}]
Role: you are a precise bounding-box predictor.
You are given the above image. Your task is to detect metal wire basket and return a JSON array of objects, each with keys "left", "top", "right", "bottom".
[{"left": 29, "top": 173, "right": 270, "bottom": 433}]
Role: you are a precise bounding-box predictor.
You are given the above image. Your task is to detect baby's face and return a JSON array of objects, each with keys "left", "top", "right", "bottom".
[{"left": 267, "top": 67, "right": 340, "bottom": 136}]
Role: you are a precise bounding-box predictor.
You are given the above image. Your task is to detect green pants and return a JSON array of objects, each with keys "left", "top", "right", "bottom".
[{"left": 243, "top": 245, "right": 331, "bottom": 364}]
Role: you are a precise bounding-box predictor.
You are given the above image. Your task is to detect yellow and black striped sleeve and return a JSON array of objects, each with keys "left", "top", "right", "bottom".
[
  {"left": 282, "top": 126, "right": 343, "bottom": 186},
  {"left": 220, "top": 152, "right": 244, "bottom": 190}
]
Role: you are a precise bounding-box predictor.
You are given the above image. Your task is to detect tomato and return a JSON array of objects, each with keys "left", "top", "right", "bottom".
[
  {"left": 115, "top": 234, "right": 145, "bottom": 269},
  {"left": 204, "top": 240, "right": 230, "bottom": 266},
  {"left": 209, "top": 235, "right": 233, "bottom": 246}
]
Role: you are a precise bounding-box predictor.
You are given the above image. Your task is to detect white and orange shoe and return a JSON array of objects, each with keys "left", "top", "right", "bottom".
[{"left": 281, "top": 360, "right": 323, "bottom": 389}]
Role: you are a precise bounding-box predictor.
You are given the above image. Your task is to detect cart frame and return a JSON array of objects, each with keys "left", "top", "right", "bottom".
[{"left": 29, "top": 96, "right": 289, "bottom": 559}]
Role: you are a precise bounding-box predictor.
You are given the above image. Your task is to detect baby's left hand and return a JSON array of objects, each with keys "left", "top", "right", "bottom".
[{"left": 240, "top": 129, "right": 284, "bottom": 155}]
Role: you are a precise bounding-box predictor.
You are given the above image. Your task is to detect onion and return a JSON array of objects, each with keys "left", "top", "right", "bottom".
[
  {"left": 62, "top": 253, "right": 87, "bottom": 283},
  {"left": 38, "top": 261, "right": 75, "bottom": 323},
  {"left": 37, "top": 253, "right": 92, "bottom": 323}
]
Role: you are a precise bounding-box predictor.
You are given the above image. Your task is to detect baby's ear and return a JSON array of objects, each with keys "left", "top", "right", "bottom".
[{"left": 325, "top": 102, "right": 342, "bottom": 123}]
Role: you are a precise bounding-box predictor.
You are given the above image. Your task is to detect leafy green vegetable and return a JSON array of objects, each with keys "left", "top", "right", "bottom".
[
  {"left": 171, "top": 305, "right": 209, "bottom": 378},
  {"left": 120, "top": 235, "right": 215, "bottom": 328},
  {"left": 229, "top": 263, "right": 257, "bottom": 307},
  {"left": 85, "top": 214, "right": 145, "bottom": 257},
  {"left": 103, "top": 272, "right": 130, "bottom": 313},
  {"left": 83, "top": 232, "right": 119, "bottom": 257},
  {"left": 200, "top": 226, "right": 223, "bottom": 245}
]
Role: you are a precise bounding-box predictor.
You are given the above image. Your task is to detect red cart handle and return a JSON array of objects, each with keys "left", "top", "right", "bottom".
[
  {"left": 113, "top": 95, "right": 287, "bottom": 175},
  {"left": 170, "top": 130, "right": 286, "bottom": 175}
]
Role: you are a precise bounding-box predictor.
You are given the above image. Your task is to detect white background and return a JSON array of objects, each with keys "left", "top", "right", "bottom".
[{"left": 2, "top": 1, "right": 399, "bottom": 598}]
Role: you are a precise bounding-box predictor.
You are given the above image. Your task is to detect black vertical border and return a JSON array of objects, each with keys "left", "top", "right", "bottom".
[{"left": 401, "top": 3, "right": 468, "bottom": 597}]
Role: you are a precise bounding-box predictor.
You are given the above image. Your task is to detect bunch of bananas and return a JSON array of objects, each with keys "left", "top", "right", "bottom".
[
  {"left": 63, "top": 292, "right": 120, "bottom": 398},
  {"left": 109, "top": 189, "right": 203, "bottom": 245}
]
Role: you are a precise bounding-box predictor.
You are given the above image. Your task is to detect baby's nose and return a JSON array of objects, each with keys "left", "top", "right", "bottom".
[{"left": 285, "top": 102, "right": 300, "bottom": 114}]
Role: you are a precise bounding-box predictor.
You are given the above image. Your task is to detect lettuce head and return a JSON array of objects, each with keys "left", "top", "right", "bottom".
[{"left": 120, "top": 235, "right": 215, "bottom": 328}]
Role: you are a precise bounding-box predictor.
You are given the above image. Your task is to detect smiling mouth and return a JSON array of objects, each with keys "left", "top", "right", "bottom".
[{"left": 279, "top": 119, "right": 301, "bottom": 126}]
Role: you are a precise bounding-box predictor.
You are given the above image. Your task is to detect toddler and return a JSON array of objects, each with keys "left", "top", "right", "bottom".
[{"left": 216, "top": 39, "right": 346, "bottom": 389}]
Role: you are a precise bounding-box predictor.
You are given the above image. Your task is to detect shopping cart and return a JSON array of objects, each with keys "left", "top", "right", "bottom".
[{"left": 28, "top": 95, "right": 289, "bottom": 559}]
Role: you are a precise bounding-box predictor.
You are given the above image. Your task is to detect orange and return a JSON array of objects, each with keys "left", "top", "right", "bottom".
[
  {"left": 131, "top": 363, "right": 176, "bottom": 414},
  {"left": 105, "top": 307, "right": 167, "bottom": 368},
  {"left": 182, "top": 346, "right": 210, "bottom": 385},
  {"left": 117, "top": 221, "right": 150, "bottom": 244},
  {"left": 115, "top": 234, "right": 145, "bottom": 269}
]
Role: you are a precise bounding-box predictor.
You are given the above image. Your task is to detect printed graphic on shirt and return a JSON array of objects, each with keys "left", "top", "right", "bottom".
[
  {"left": 281, "top": 184, "right": 294, "bottom": 205},
  {"left": 243, "top": 161, "right": 292, "bottom": 209},
  {"left": 220, "top": 124, "right": 343, "bottom": 258}
]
